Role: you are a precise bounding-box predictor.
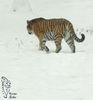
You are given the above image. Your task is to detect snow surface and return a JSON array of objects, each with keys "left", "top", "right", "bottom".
[{"left": 0, "top": 0, "right": 93, "bottom": 100}]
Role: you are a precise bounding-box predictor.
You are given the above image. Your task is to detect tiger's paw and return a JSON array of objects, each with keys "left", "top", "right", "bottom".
[
  {"left": 55, "top": 47, "right": 61, "bottom": 53},
  {"left": 45, "top": 46, "right": 49, "bottom": 52}
]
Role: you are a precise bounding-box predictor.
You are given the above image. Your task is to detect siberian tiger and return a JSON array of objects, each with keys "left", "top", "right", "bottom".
[{"left": 27, "top": 17, "right": 85, "bottom": 53}]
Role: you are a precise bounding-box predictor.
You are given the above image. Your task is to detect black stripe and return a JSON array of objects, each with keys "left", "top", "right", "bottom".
[{"left": 42, "top": 40, "right": 46, "bottom": 43}]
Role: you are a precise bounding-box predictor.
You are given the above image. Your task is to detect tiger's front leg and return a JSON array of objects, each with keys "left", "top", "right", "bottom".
[
  {"left": 54, "top": 34, "right": 62, "bottom": 53},
  {"left": 39, "top": 40, "right": 49, "bottom": 52}
]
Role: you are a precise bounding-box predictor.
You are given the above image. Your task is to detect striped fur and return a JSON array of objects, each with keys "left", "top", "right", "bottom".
[{"left": 27, "top": 17, "right": 85, "bottom": 53}]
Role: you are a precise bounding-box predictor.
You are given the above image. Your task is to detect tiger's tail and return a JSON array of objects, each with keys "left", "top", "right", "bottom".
[{"left": 73, "top": 33, "right": 85, "bottom": 42}]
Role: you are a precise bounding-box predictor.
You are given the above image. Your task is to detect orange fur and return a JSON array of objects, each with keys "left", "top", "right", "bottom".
[{"left": 27, "top": 17, "right": 85, "bottom": 53}]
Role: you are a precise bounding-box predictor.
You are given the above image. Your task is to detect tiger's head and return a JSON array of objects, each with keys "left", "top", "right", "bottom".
[
  {"left": 27, "top": 18, "right": 45, "bottom": 35},
  {"left": 27, "top": 20, "right": 33, "bottom": 35}
]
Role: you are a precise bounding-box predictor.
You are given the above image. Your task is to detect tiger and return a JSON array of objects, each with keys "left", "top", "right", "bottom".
[{"left": 26, "top": 17, "right": 85, "bottom": 53}]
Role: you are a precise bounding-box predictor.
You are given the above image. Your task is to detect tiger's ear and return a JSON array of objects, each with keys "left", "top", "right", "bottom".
[{"left": 27, "top": 20, "right": 30, "bottom": 24}]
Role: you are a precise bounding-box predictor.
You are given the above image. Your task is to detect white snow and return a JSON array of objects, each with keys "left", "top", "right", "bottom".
[{"left": 0, "top": 0, "right": 93, "bottom": 100}]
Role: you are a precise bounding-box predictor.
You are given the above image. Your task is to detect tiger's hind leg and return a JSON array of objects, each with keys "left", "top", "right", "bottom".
[
  {"left": 68, "top": 40, "right": 75, "bottom": 53},
  {"left": 39, "top": 40, "right": 49, "bottom": 52},
  {"left": 64, "top": 33, "right": 75, "bottom": 53}
]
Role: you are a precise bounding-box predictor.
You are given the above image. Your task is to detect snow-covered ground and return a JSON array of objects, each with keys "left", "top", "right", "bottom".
[{"left": 0, "top": 0, "right": 93, "bottom": 100}]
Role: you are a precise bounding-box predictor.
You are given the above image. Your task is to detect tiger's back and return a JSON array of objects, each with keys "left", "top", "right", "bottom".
[{"left": 27, "top": 18, "right": 85, "bottom": 53}]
